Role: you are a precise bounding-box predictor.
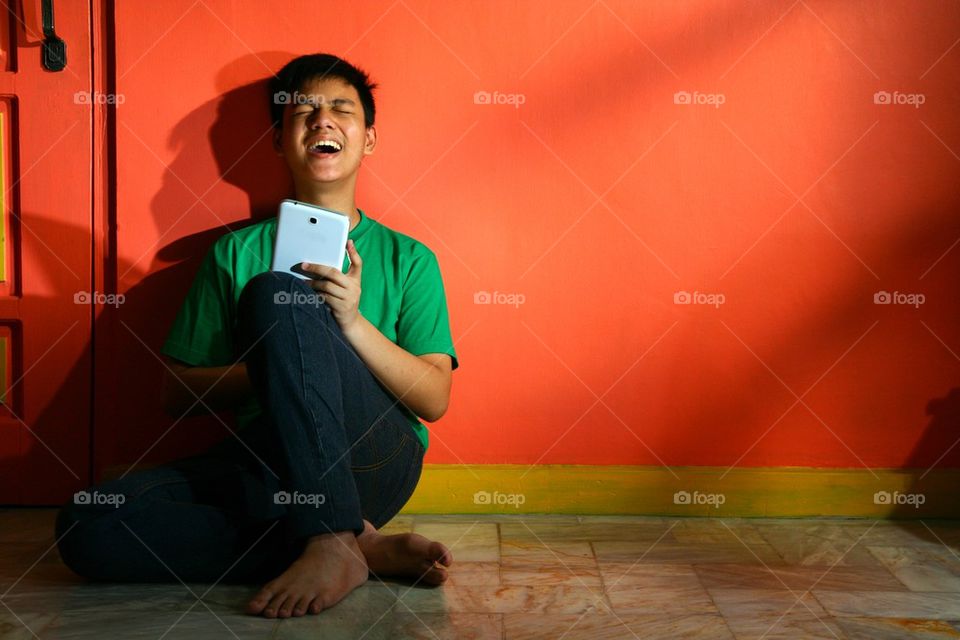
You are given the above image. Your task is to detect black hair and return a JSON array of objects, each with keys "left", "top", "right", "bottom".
[{"left": 269, "top": 53, "right": 378, "bottom": 129}]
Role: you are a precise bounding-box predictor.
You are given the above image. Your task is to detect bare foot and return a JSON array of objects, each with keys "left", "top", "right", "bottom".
[
  {"left": 356, "top": 520, "right": 453, "bottom": 585},
  {"left": 246, "top": 530, "right": 368, "bottom": 618}
]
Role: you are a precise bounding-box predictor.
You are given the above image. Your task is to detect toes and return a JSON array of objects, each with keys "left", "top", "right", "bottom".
[
  {"left": 246, "top": 589, "right": 274, "bottom": 615},
  {"left": 292, "top": 594, "right": 314, "bottom": 617},
  {"left": 278, "top": 594, "right": 297, "bottom": 618},
  {"left": 418, "top": 560, "right": 447, "bottom": 585},
  {"left": 431, "top": 541, "right": 453, "bottom": 567},
  {"left": 309, "top": 595, "right": 326, "bottom": 614},
  {"left": 422, "top": 564, "right": 448, "bottom": 585},
  {"left": 264, "top": 593, "right": 288, "bottom": 618}
]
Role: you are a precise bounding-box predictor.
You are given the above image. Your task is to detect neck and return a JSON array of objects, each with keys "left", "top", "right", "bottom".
[{"left": 293, "top": 182, "right": 360, "bottom": 231}]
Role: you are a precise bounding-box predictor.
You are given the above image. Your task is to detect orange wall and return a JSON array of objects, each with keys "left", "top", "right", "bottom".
[{"left": 100, "top": 0, "right": 960, "bottom": 473}]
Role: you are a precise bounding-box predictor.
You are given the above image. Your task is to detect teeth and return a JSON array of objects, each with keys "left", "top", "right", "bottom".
[{"left": 310, "top": 139, "right": 342, "bottom": 152}]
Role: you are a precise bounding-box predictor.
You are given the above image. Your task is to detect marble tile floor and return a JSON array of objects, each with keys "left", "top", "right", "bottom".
[{"left": 2, "top": 509, "right": 960, "bottom": 638}]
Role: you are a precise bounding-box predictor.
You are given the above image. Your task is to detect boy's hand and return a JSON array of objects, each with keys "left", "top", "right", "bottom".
[{"left": 300, "top": 239, "right": 363, "bottom": 331}]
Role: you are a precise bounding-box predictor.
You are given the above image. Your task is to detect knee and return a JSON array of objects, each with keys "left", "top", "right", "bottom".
[
  {"left": 239, "top": 271, "right": 304, "bottom": 310},
  {"left": 238, "top": 271, "right": 334, "bottom": 333},
  {"left": 55, "top": 489, "right": 142, "bottom": 580},
  {"left": 55, "top": 499, "right": 113, "bottom": 580}
]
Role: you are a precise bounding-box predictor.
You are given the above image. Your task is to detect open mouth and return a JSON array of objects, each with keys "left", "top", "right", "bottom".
[{"left": 307, "top": 139, "right": 343, "bottom": 157}]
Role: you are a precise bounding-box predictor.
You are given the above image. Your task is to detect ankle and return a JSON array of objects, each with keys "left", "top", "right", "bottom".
[
  {"left": 357, "top": 520, "right": 378, "bottom": 542},
  {"left": 304, "top": 530, "right": 357, "bottom": 549}
]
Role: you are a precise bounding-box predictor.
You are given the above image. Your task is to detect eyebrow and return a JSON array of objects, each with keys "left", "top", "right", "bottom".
[{"left": 295, "top": 96, "right": 355, "bottom": 109}]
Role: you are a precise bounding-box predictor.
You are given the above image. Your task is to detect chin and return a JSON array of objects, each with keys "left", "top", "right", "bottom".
[
  {"left": 312, "top": 169, "right": 348, "bottom": 182},
  {"left": 298, "top": 163, "right": 340, "bottom": 178}
]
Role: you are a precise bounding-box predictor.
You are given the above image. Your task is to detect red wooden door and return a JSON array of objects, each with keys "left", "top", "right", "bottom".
[{"left": 0, "top": 1, "right": 94, "bottom": 503}]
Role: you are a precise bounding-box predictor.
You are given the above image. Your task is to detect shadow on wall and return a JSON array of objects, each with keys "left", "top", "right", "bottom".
[
  {"left": 94, "top": 53, "right": 296, "bottom": 482},
  {"left": 892, "top": 387, "right": 960, "bottom": 523}
]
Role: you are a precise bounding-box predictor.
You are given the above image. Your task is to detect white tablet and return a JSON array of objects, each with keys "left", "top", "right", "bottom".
[{"left": 271, "top": 199, "right": 350, "bottom": 279}]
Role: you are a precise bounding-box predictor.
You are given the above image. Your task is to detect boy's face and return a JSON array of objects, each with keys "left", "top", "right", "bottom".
[{"left": 273, "top": 75, "right": 376, "bottom": 187}]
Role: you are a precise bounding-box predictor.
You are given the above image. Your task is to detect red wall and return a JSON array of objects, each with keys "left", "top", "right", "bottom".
[{"left": 99, "top": 0, "right": 960, "bottom": 473}]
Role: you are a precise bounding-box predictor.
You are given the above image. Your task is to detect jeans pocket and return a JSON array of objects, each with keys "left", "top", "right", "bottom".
[
  {"left": 368, "top": 440, "right": 424, "bottom": 529},
  {"left": 350, "top": 419, "right": 409, "bottom": 472},
  {"left": 351, "top": 432, "right": 409, "bottom": 472}
]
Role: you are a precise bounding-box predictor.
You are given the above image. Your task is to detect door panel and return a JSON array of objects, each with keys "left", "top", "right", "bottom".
[{"left": 0, "top": 1, "right": 93, "bottom": 503}]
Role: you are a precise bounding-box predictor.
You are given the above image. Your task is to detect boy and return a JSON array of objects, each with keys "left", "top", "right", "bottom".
[{"left": 56, "top": 53, "right": 459, "bottom": 619}]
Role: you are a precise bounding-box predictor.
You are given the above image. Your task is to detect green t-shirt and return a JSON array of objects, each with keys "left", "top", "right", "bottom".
[{"left": 160, "top": 207, "right": 459, "bottom": 452}]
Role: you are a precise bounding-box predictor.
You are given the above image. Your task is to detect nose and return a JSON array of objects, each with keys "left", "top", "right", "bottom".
[{"left": 307, "top": 106, "right": 336, "bottom": 130}]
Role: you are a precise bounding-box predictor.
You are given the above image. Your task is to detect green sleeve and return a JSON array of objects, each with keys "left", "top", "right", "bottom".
[
  {"left": 160, "top": 238, "right": 236, "bottom": 367},
  {"left": 397, "top": 247, "right": 459, "bottom": 371}
]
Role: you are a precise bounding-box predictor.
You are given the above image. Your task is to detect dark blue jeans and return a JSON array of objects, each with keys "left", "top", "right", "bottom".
[{"left": 55, "top": 271, "right": 425, "bottom": 583}]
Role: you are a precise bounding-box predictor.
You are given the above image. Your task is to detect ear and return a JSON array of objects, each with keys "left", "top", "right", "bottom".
[
  {"left": 363, "top": 125, "right": 378, "bottom": 156},
  {"left": 273, "top": 128, "right": 284, "bottom": 156}
]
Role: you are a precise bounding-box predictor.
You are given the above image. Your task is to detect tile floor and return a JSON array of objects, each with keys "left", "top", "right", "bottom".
[{"left": 2, "top": 509, "right": 960, "bottom": 638}]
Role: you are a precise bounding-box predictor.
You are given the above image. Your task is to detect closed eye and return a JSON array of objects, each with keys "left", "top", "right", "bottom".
[{"left": 293, "top": 107, "right": 351, "bottom": 116}]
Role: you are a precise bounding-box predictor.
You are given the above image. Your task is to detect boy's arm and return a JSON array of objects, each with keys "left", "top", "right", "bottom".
[
  {"left": 161, "top": 355, "right": 253, "bottom": 417},
  {"left": 342, "top": 316, "right": 452, "bottom": 423},
  {"left": 163, "top": 342, "right": 450, "bottom": 422},
  {"left": 299, "top": 242, "right": 454, "bottom": 423}
]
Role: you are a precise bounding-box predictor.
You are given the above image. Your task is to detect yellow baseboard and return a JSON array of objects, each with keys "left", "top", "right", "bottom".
[{"left": 400, "top": 465, "right": 960, "bottom": 518}]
